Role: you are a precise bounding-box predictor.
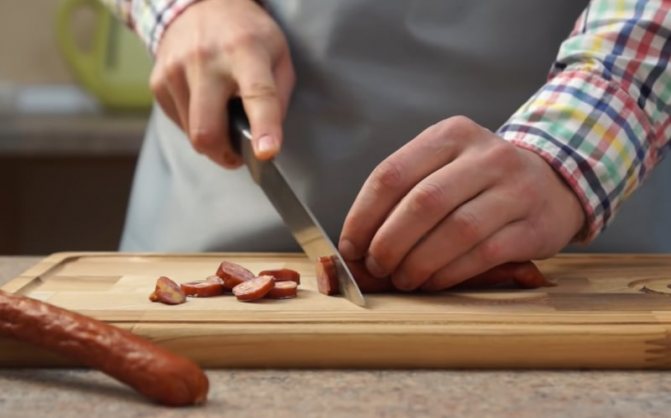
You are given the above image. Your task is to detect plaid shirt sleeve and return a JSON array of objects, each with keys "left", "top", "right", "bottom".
[
  {"left": 498, "top": 0, "right": 671, "bottom": 242},
  {"left": 99, "top": 0, "right": 200, "bottom": 54}
]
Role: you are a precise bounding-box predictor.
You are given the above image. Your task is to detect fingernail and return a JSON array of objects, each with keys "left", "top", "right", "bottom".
[
  {"left": 365, "top": 256, "right": 386, "bottom": 278},
  {"left": 256, "top": 135, "right": 277, "bottom": 158},
  {"left": 339, "top": 239, "right": 358, "bottom": 260}
]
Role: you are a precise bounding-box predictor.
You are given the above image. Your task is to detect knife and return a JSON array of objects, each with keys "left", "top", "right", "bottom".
[{"left": 228, "top": 98, "right": 366, "bottom": 308}]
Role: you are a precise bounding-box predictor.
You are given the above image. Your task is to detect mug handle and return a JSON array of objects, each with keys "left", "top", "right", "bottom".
[{"left": 55, "top": 0, "right": 110, "bottom": 96}]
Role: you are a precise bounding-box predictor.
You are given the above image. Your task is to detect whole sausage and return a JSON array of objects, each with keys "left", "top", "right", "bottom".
[
  {"left": 317, "top": 257, "right": 551, "bottom": 295},
  {"left": 344, "top": 260, "right": 395, "bottom": 293},
  {"left": 0, "top": 290, "right": 209, "bottom": 407},
  {"left": 459, "top": 261, "right": 555, "bottom": 289}
]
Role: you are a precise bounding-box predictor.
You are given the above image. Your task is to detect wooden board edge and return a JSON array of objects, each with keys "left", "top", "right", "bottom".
[{"left": 1, "top": 322, "right": 670, "bottom": 369}]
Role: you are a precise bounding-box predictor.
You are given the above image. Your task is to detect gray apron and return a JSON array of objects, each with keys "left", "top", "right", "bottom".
[{"left": 120, "top": 0, "right": 671, "bottom": 253}]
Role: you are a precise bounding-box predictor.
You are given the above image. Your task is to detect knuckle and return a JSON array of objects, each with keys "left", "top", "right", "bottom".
[
  {"left": 369, "top": 241, "right": 396, "bottom": 272},
  {"left": 433, "top": 115, "right": 478, "bottom": 141},
  {"left": 189, "top": 43, "right": 215, "bottom": 63},
  {"left": 478, "top": 239, "right": 503, "bottom": 265},
  {"left": 223, "top": 31, "right": 259, "bottom": 54},
  {"left": 484, "top": 141, "right": 520, "bottom": 168},
  {"left": 240, "top": 82, "right": 278, "bottom": 101},
  {"left": 370, "top": 159, "right": 404, "bottom": 193},
  {"left": 399, "top": 259, "right": 435, "bottom": 285},
  {"left": 409, "top": 182, "right": 445, "bottom": 215},
  {"left": 149, "top": 68, "right": 165, "bottom": 94},
  {"left": 190, "top": 129, "right": 219, "bottom": 151},
  {"left": 451, "top": 209, "right": 482, "bottom": 243}
]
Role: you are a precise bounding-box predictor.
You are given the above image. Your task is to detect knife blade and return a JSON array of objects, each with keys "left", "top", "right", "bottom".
[{"left": 228, "top": 99, "right": 366, "bottom": 308}]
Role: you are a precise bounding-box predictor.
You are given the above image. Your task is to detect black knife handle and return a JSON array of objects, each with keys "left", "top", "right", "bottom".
[{"left": 228, "top": 98, "right": 252, "bottom": 156}]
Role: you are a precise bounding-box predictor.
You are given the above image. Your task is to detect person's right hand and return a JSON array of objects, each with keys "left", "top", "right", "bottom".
[{"left": 150, "top": 0, "right": 295, "bottom": 168}]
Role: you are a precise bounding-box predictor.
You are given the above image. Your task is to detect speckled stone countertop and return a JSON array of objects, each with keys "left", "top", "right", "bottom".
[{"left": 1, "top": 256, "right": 670, "bottom": 418}]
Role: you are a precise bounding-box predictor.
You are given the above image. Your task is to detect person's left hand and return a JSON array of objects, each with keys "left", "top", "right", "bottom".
[{"left": 338, "top": 116, "right": 586, "bottom": 292}]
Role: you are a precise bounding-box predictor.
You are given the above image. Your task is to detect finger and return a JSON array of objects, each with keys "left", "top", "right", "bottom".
[
  {"left": 339, "top": 116, "right": 483, "bottom": 261},
  {"left": 151, "top": 83, "right": 181, "bottom": 128},
  {"left": 186, "top": 64, "right": 242, "bottom": 168},
  {"left": 420, "top": 220, "right": 538, "bottom": 292},
  {"left": 165, "top": 68, "right": 191, "bottom": 133},
  {"left": 365, "top": 155, "right": 498, "bottom": 279},
  {"left": 232, "top": 50, "right": 283, "bottom": 160},
  {"left": 273, "top": 52, "right": 296, "bottom": 115},
  {"left": 389, "top": 189, "right": 526, "bottom": 290}
]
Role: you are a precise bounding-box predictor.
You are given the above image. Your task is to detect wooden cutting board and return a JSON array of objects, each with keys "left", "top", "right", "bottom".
[{"left": 2, "top": 252, "right": 671, "bottom": 369}]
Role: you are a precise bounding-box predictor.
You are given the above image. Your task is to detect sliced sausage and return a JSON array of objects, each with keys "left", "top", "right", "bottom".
[
  {"left": 266, "top": 281, "right": 298, "bottom": 299},
  {"left": 216, "top": 261, "right": 255, "bottom": 290},
  {"left": 232, "top": 276, "right": 275, "bottom": 302},
  {"left": 317, "top": 256, "right": 394, "bottom": 295},
  {"left": 258, "top": 268, "right": 301, "bottom": 284},
  {"left": 0, "top": 290, "right": 208, "bottom": 406},
  {"left": 149, "top": 276, "right": 186, "bottom": 305},
  {"left": 181, "top": 276, "right": 225, "bottom": 298},
  {"left": 316, "top": 256, "right": 339, "bottom": 295}
]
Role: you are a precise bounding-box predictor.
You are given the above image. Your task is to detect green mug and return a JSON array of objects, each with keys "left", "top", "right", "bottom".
[{"left": 56, "top": 0, "right": 153, "bottom": 111}]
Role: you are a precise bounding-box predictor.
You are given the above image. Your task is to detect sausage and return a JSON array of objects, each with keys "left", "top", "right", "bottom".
[
  {"left": 149, "top": 276, "right": 186, "bottom": 305},
  {"left": 216, "top": 261, "right": 255, "bottom": 290},
  {"left": 181, "top": 276, "right": 225, "bottom": 298},
  {"left": 258, "top": 268, "right": 301, "bottom": 284},
  {"left": 317, "top": 257, "right": 551, "bottom": 295},
  {"left": 316, "top": 256, "right": 339, "bottom": 295},
  {"left": 317, "top": 256, "right": 394, "bottom": 295},
  {"left": 0, "top": 290, "right": 208, "bottom": 406},
  {"left": 232, "top": 275, "right": 275, "bottom": 302},
  {"left": 344, "top": 260, "right": 395, "bottom": 293},
  {"left": 266, "top": 281, "right": 298, "bottom": 299},
  {"left": 459, "top": 261, "right": 555, "bottom": 289}
]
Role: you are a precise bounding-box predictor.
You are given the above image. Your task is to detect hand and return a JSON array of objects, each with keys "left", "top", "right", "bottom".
[
  {"left": 150, "top": 0, "right": 295, "bottom": 168},
  {"left": 339, "top": 116, "right": 586, "bottom": 291}
]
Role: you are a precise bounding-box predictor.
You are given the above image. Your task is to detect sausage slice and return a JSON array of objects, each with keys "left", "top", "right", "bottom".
[
  {"left": 216, "top": 261, "right": 255, "bottom": 290},
  {"left": 181, "top": 276, "right": 226, "bottom": 298},
  {"left": 316, "top": 256, "right": 339, "bottom": 295},
  {"left": 150, "top": 276, "right": 186, "bottom": 305},
  {"left": 266, "top": 281, "right": 298, "bottom": 299},
  {"left": 258, "top": 268, "right": 301, "bottom": 284},
  {"left": 232, "top": 276, "right": 275, "bottom": 302}
]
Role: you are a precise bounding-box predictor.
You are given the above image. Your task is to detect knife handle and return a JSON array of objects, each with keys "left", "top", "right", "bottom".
[{"left": 228, "top": 98, "right": 252, "bottom": 157}]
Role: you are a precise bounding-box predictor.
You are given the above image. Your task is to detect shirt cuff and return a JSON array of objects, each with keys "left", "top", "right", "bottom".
[
  {"left": 129, "top": 0, "right": 202, "bottom": 55},
  {"left": 497, "top": 67, "right": 658, "bottom": 242}
]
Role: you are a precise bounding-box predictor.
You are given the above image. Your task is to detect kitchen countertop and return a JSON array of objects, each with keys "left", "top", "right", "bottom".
[
  {"left": 1, "top": 256, "right": 670, "bottom": 418},
  {"left": 0, "top": 114, "right": 147, "bottom": 156}
]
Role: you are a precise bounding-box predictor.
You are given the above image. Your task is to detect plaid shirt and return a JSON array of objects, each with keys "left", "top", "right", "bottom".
[{"left": 104, "top": 0, "right": 671, "bottom": 242}]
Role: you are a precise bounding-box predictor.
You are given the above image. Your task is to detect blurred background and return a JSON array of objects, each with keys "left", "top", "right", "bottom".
[{"left": 0, "top": 0, "right": 151, "bottom": 255}]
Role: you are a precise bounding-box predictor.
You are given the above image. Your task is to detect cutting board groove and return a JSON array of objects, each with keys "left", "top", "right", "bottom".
[{"left": 2, "top": 252, "right": 671, "bottom": 368}]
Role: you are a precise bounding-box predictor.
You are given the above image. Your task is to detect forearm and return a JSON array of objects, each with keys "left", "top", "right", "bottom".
[{"left": 498, "top": 0, "right": 671, "bottom": 241}]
